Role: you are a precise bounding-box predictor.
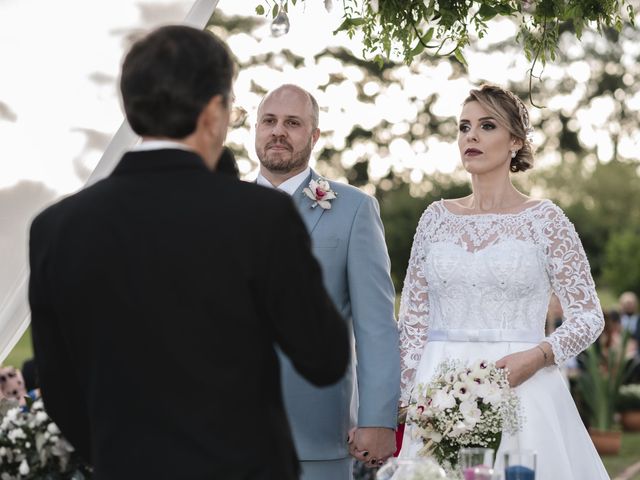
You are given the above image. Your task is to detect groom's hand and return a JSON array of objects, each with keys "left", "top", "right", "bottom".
[{"left": 348, "top": 426, "right": 396, "bottom": 468}]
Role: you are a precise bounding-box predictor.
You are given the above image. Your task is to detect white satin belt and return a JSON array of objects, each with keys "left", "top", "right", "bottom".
[{"left": 428, "top": 329, "right": 543, "bottom": 343}]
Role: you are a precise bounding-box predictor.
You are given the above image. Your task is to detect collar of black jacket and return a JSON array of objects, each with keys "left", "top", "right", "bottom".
[{"left": 111, "top": 149, "right": 209, "bottom": 176}]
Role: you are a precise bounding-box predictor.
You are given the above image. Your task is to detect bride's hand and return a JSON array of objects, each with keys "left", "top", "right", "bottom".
[{"left": 495, "top": 347, "right": 546, "bottom": 387}]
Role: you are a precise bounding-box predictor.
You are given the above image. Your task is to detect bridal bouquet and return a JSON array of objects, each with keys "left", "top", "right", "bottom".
[
  {"left": 406, "top": 359, "right": 522, "bottom": 469},
  {"left": 0, "top": 397, "right": 92, "bottom": 479}
]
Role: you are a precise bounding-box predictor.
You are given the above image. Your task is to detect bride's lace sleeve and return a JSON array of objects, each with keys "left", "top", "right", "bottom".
[
  {"left": 540, "top": 204, "right": 604, "bottom": 364},
  {"left": 398, "top": 207, "right": 434, "bottom": 406}
]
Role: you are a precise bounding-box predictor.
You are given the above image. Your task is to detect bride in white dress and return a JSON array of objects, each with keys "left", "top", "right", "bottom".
[{"left": 397, "top": 84, "right": 609, "bottom": 479}]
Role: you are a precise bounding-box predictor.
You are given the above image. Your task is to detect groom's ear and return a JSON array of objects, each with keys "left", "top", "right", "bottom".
[
  {"left": 312, "top": 127, "right": 320, "bottom": 146},
  {"left": 198, "top": 94, "right": 229, "bottom": 138}
]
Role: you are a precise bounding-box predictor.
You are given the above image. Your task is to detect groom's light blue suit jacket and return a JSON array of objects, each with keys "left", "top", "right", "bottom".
[{"left": 279, "top": 169, "right": 400, "bottom": 460}]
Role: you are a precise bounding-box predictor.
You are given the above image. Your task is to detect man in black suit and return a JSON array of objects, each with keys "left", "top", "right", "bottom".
[{"left": 28, "top": 25, "right": 349, "bottom": 480}]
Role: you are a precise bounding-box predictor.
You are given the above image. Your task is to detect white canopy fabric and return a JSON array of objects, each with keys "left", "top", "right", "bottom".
[{"left": 0, "top": 0, "right": 221, "bottom": 363}]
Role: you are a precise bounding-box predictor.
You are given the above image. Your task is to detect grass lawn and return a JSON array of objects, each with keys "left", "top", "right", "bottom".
[
  {"left": 603, "top": 432, "right": 640, "bottom": 479},
  {"left": 4, "top": 326, "right": 32, "bottom": 368}
]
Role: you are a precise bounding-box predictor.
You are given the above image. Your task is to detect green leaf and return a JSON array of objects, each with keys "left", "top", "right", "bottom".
[
  {"left": 423, "top": 27, "right": 434, "bottom": 43},
  {"left": 272, "top": 3, "right": 278, "bottom": 18},
  {"left": 333, "top": 17, "right": 365, "bottom": 34},
  {"left": 292, "top": 0, "right": 297, "bottom": 5},
  {"left": 333, "top": 18, "right": 353, "bottom": 34},
  {"left": 411, "top": 40, "right": 425, "bottom": 57},
  {"left": 255, "top": 4, "right": 265, "bottom": 15},
  {"left": 453, "top": 48, "right": 467, "bottom": 66},
  {"left": 478, "top": 4, "right": 498, "bottom": 20}
]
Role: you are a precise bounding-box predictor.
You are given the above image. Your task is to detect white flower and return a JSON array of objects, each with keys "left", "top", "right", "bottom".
[
  {"left": 8, "top": 428, "right": 26, "bottom": 442},
  {"left": 6, "top": 408, "right": 20, "bottom": 423},
  {"left": 431, "top": 389, "right": 456, "bottom": 410},
  {"left": 302, "top": 178, "right": 337, "bottom": 209},
  {"left": 35, "top": 411, "right": 48, "bottom": 424},
  {"left": 452, "top": 381, "right": 472, "bottom": 401},
  {"left": 470, "top": 360, "right": 491, "bottom": 380},
  {"left": 449, "top": 421, "right": 470, "bottom": 437},
  {"left": 460, "top": 399, "right": 482, "bottom": 426},
  {"left": 476, "top": 381, "right": 503, "bottom": 406},
  {"left": 18, "top": 459, "right": 29, "bottom": 475},
  {"left": 47, "top": 423, "right": 60, "bottom": 435}
]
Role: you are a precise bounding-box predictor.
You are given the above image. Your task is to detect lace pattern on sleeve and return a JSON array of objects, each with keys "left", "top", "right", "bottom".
[
  {"left": 398, "top": 206, "right": 436, "bottom": 405},
  {"left": 540, "top": 205, "right": 604, "bottom": 364}
]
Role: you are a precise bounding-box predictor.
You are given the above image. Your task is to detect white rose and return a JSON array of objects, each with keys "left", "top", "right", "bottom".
[
  {"left": 460, "top": 399, "right": 482, "bottom": 426},
  {"left": 19, "top": 459, "right": 30, "bottom": 475},
  {"left": 431, "top": 389, "right": 456, "bottom": 410},
  {"left": 8, "top": 428, "right": 26, "bottom": 442},
  {"left": 6, "top": 408, "right": 20, "bottom": 422},
  {"left": 35, "top": 411, "right": 48, "bottom": 424},
  {"left": 47, "top": 423, "right": 60, "bottom": 435},
  {"left": 476, "top": 382, "right": 503, "bottom": 406}
]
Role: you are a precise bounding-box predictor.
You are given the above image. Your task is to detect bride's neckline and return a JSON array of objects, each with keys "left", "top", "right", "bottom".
[{"left": 440, "top": 198, "right": 550, "bottom": 218}]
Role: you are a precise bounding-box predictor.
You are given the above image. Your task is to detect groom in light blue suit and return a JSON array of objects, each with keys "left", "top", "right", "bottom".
[{"left": 255, "top": 84, "right": 400, "bottom": 479}]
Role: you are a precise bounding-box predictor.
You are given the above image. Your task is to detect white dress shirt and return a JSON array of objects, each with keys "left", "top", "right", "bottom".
[
  {"left": 131, "top": 139, "right": 195, "bottom": 152},
  {"left": 256, "top": 167, "right": 311, "bottom": 196}
]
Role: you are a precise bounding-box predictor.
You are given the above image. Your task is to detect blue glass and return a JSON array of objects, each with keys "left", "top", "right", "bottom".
[{"left": 505, "top": 465, "right": 535, "bottom": 480}]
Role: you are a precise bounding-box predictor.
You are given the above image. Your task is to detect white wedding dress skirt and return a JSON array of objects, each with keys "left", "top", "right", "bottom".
[{"left": 399, "top": 339, "right": 610, "bottom": 480}]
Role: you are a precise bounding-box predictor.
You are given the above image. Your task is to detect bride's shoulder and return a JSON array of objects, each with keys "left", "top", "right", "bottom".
[
  {"left": 440, "top": 196, "right": 469, "bottom": 215},
  {"left": 421, "top": 198, "right": 449, "bottom": 219},
  {"left": 529, "top": 198, "right": 565, "bottom": 217}
]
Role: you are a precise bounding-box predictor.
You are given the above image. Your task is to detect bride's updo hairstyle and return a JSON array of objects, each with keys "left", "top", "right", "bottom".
[{"left": 464, "top": 84, "right": 534, "bottom": 173}]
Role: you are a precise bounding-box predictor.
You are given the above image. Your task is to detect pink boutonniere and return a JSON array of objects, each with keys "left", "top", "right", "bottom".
[{"left": 303, "top": 178, "right": 337, "bottom": 209}]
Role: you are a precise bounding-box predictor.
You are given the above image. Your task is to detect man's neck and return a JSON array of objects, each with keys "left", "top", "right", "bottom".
[{"left": 260, "top": 165, "right": 308, "bottom": 187}]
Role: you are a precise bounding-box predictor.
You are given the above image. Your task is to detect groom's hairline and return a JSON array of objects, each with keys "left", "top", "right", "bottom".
[{"left": 257, "top": 84, "right": 319, "bottom": 129}]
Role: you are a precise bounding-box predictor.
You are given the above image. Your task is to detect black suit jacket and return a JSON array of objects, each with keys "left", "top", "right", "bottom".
[{"left": 28, "top": 149, "right": 349, "bottom": 480}]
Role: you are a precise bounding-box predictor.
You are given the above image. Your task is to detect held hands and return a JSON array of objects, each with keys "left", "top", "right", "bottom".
[
  {"left": 347, "top": 426, "right": 396, "bottom": 468},
  {"left": 495, "top": 343, "right": 552, "bottom": 387}
]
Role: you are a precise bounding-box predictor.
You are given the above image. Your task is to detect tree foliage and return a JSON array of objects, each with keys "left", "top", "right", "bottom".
[
  {"left": 603, "top": 230, "right": 640, "bottom": 296},
  {"left": 211, "top": 7, "right": 640, "bottom": 293},
  {"left": 257, "top": 0, "right": 635, "bottom": 69}
]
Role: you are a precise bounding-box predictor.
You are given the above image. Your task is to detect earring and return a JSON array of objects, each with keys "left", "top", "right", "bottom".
[{"left": 511, "top": 150, "right": 517, "bottom": 159}]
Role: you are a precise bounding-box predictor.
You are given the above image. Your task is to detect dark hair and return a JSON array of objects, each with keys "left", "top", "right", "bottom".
[
  {"left": 464, "top": 84, "right": 534, "bottom": 173},
  {"left": 120, "top": 25, "right": 235, "bottom": 138},
  {"left": 216, "top": 147, "right": 239, "bottom": 177}
]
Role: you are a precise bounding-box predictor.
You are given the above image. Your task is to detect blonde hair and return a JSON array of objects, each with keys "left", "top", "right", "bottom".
[{"left": 464, "top": 84, "right": 534, "bottom": 173}]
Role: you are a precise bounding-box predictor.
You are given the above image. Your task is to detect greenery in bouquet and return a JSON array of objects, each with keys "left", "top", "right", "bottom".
[
  {"left": 0, "top": 397, "right": 92, "bottom": 479},
  {"left": 618, "top": 384, "right": 640, "bottom": 412},
  {"left": 406, "top": 359, "right": 521, "bottom": 469}
]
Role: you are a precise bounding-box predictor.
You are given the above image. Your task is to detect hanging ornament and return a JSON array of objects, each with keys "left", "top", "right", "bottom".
[
  {"left": 324, "top": 0, "right": 333, "bottom": 12},
  {"left": 270, "top": 3, "right": 290, "bottom": 37}
]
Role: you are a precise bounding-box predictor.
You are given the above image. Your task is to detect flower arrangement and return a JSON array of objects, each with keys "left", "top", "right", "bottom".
[
  {"left": 376, "top": 457, "right": 449, "bottom": 480},
  {"left": 303, "top": 178, "right": 337, "bottom": 209},
  {"left": 406, "top": 359, "right": 522, "bottom": 469},
  {"left": 0, "top": 397, "right": 92, "bottom": 479}
]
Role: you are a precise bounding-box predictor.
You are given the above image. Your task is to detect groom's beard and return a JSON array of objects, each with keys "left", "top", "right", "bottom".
[{"left": 258, "top": 138, "right": 313, "bottom": 173}]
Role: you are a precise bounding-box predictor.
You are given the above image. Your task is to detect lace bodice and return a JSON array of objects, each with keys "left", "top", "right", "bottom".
[{"left": 398, "top": 199, "right": 604, "bottom": 404}]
